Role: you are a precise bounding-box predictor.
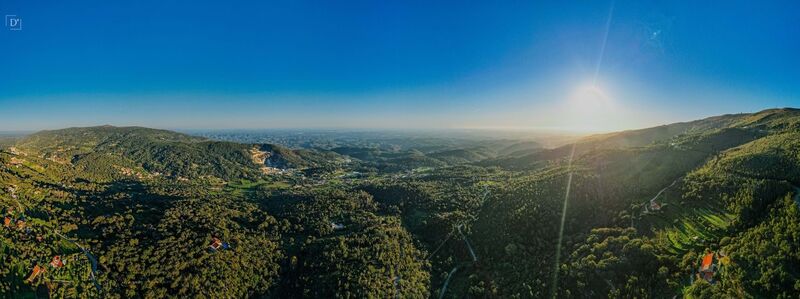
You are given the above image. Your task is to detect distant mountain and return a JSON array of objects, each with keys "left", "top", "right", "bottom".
[
  {"left": 14, "top": 126, "right": 341, "bottom": 181},
  {"left": 427, "top": 148, "right": 495, "bottom": 164},
  {"left": 3, "top": 109, "right": 799, "bottom": 298},
  {"left": 484, "top": 108, "right": 800, "bottom": 170},
  {"left": 497, "top": 140, "right": 542, "bottom": 156}
]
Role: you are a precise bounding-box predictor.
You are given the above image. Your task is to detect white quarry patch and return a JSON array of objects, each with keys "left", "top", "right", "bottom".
[{"left": 250, "top": 146, "right": 281, "bottom": 174}]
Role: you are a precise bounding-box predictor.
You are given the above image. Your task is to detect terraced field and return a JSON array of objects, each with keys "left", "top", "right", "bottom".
[
  {"left": 656, "top": 209, "right": 734, "bottom": 254},
  {"left": 640, "top": 185, "right": 734, "bottom": 254}
]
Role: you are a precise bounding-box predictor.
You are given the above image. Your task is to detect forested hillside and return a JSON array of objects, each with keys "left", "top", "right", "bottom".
[
  {"left": 2, "top": 108, "right": 800, "bottom": 298},
  {"left": 469, "top": 108, "right": 800, "bottom": 298},
  {"left": 14, "top": 126, "right": 347, "bottom": 182}
]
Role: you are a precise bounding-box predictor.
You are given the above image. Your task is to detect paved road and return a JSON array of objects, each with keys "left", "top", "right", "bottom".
[
  {"left": 645, "top": 178, "right": 679, "bottom": 212},
  {"left": 438, "top": 266, "right": 460, "bottom": 299},
  {"left": 7, "top": 184, "right": 102, "bottom": 293},
  {"left": 457, "top": 225, "right": 477, "bottom": 262},
  {"left": 55, "top": 231, "right": 102, "bottom": 293},
  {"left": 438, "top": 183, "right": 489, "bottom": 298},
  {"left": 427, "top": 229, "right": 455, "bottom": 260}
]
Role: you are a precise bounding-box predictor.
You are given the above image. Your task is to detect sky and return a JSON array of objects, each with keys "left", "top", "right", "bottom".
[{"left": 1, "top": 0, "right": 799, "bottom": 132}]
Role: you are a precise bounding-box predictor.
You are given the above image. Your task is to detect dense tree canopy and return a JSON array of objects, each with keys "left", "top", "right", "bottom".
[{"left": 2, "top": 109, "right": 800, "bottom": 298}]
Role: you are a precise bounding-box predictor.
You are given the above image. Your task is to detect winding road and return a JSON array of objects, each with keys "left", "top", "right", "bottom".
[
  {"left": 645, "top": 178, "right": 680, "bottom": 212},
  {"left": 437, "top": 184, "right": 489, "bottom": 298},
  {"left": 426, "top": 229, "right": 455, "bottom": 260},
  {"left": 438, "top": 266, "right": 460, "bottom": 299},
  {"left": 55, "top": 231, "right": 102, "bottom": 293},
  {"left": 7, "top": 184, "right": 102, "bottom": 293},
  {"left": 5, "top": 186, "right": 24, "bottom": 212},
  {"left": 457, "top": 225, "right": 477, "bottom": 262}
]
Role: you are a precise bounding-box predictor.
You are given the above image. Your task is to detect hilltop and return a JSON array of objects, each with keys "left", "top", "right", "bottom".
[
  {"left": 12, "top": 126, "right": 344, "bottom": 182},
  {"left": 483, "top": 108, "right": 800, "bottom": 170},
  {"left": 1, "top": 108, "right": 799, "bottom": 298},
  {"left": 470, "top": 108, "right": 800, "bottom": 297}
]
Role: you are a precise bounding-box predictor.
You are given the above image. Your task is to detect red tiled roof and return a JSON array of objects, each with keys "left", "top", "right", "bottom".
[
  {"left": 700, "top": 253, "right": 714, "bottom": 271},
  {"left": 209, "top": 238, "right": 222, "bottom": 250},
  {"left": 26, "top": 265, "right": 44, "bottom": 282},
  {"left": 50, "top": 256, "right": 64, "bottom": 268}
]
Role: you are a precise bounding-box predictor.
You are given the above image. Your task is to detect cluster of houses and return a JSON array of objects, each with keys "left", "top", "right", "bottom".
[
  {"left": 25, "top": 255, "right": 67, "bottom": 283},
  {"left": 3, "top": 207, "right": 27, "bottom": 232},
  {"left": 2, "top": 186, "right": 73, "bottom": 285},
  {"left": 3, "top": 186, "right": 29, "bottom": 233}
]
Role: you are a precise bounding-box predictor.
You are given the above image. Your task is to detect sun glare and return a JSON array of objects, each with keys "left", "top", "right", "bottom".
[
  {"left": 572, "top": 84, "right": 610, "bottom": 109},
  {"left": 558, "top": 83, "right": 620, "bottom": 132}
]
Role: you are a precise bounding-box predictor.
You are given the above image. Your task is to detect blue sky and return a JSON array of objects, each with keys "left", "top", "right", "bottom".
[{"left": 1, "top": 0, "right": 799, "bottom": 131}]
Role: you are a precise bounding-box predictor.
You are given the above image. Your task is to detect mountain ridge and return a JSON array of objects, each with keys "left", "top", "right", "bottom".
[{"left": 2, "top": 108, "right": 799, "bottom": 297}]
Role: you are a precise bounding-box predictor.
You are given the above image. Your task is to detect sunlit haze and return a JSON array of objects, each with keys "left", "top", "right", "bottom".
[
  {"left": 1, "top": 1, "right": 798, "bottom": 131},
  {"left": 2, "top": 2, "right": 800, "bottom": 298}
]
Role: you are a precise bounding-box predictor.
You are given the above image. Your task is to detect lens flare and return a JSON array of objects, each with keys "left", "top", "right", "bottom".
[{"left": 550, "top": 142, "right": 577, "bottom": 297}]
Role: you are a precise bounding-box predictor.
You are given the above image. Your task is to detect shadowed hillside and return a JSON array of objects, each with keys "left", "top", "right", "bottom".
[{"left": 2, "top": 109, "right": 799, "bottom": 298}]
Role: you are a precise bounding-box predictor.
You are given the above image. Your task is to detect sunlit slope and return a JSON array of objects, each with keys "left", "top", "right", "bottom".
[
  {"left": 14, "top": 126, "right": 340, "bottom": 181},
  {"left": 331, "top": 144, "right": 508, "bottom": 170},
  {"left": 2, "top": 136, "right": 428, "bottom": 297},
  {"left": 643, "top": 132, "right": 800, "bottom": 256},
  {"left": 482, "top": 108, "right": 800, "bottom": 170},
  {"left": 674, "top": 130, "right": 800, "bottom": 297},
  {"left": 2, "top": 108, "right": 799, "bottom": 298},
  {"left": 0, "top": 149, "right": 286, "bottom": 297},
  {"left": 468, "top": 108, "right": 800, "bottom": 298}
]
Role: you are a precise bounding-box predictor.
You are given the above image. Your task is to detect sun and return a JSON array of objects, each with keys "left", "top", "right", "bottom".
[
  {"left": 560, "top": 83, "right": 619, "bottom": 132},
  {"left": 573, "top": 84, "right": 610, "bottom": 106},
  {"left": 569, "top": 83, "right": 613, "bottom": 114}
]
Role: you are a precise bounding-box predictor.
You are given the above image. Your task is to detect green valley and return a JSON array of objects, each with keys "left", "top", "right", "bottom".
[{"left": 2, "top": 108, "right": 800, "bottom": 298}]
